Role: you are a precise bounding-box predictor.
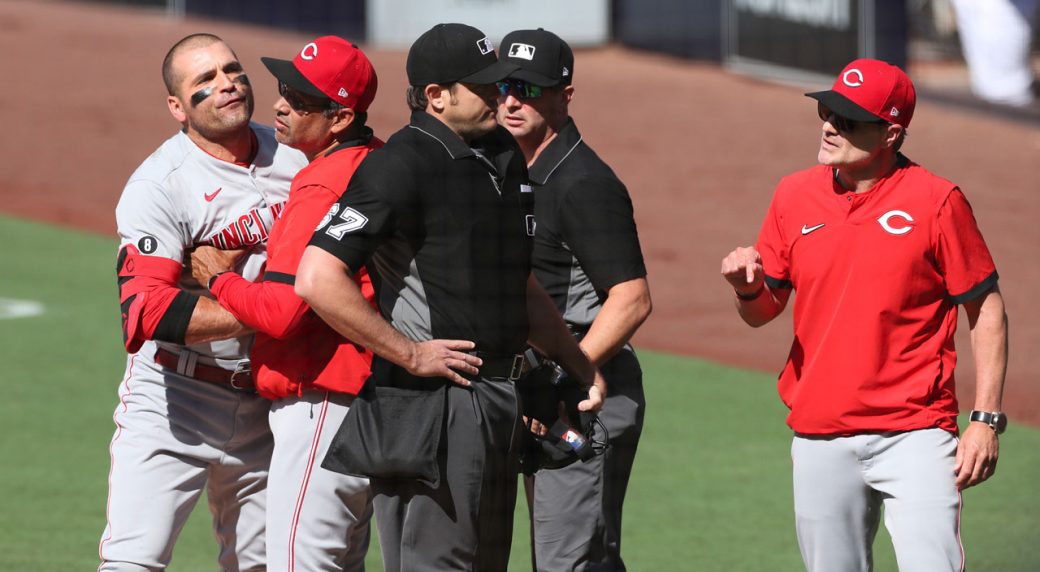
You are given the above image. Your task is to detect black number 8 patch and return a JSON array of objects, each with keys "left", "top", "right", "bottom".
[{"left": 138, "top": 235, "right": 159, "bottom": 254}]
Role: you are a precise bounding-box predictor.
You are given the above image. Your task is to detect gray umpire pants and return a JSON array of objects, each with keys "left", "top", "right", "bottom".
[
  {"left": 372, "top": 376, "right": 522, "bottom": 572},
  {"left": 529, "top": 348, "right": 645, "bottom": 571}
]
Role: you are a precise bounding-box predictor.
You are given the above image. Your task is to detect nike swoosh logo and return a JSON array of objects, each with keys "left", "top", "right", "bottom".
[
  {"left": 801, "top": 223, "right": 826, "bottom": 235},
  {"left": 204, "top": 187, "right": 222, "bottom": 202}
]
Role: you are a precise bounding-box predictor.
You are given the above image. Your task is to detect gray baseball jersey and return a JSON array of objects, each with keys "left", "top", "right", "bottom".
[{"left": 98, "top": 124, "right": 306, "bottom": 571}]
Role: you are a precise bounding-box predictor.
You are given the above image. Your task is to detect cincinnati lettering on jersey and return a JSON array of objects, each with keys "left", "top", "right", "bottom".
[{"left": 207, "top": 202, "right": 286, "bottom": 249}]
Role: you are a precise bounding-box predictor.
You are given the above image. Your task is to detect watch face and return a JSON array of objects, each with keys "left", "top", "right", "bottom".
[{"left": 993, "top": 413, "right": 1008, "bottom": 433}]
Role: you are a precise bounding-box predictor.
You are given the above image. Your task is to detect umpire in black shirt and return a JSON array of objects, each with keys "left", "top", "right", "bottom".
[
  {"left": 497, "top": 29, "right": 652, "bottom": 571},
  {"left": 296, "top": 23, "right": 607, "bottom": 572}
]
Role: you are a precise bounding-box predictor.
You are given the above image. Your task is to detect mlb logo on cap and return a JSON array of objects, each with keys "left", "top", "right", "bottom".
[
  {"left": 509, "top": 43, "right": 536, "bottom": 60},
  {"left": 476, "top": 36, "right": 494, "bottom": 55},
  {"left": 498, "top": 28, "right": 574, "bottom": 87}
]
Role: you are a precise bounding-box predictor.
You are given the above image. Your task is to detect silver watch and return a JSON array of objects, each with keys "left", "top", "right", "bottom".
[{"left": 969, "top": 410, "right": 1007, "bottom": 434}]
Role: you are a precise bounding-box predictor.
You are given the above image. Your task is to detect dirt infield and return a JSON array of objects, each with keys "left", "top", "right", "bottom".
[{"left": 3, "top": 0, "right": 1037, "bottom": 425}]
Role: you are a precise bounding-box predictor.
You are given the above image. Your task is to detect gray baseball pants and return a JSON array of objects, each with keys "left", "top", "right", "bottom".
[
  {"left": 98, "top": 348, "right": 272, "bottom": 571},
  {"left": 266, "top": 390, "right": 371, "bottom": 572},
  {"left": 792, "top": 427, "right": 964, "bottom": 572}
]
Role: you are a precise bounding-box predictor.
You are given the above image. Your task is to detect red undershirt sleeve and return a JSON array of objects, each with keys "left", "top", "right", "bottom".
[
  {"left": 117, "top": 244, "right": 199, "bottom": 353},
  {"left": 210, "top": 273, "right": 306, "bottom": 340}
]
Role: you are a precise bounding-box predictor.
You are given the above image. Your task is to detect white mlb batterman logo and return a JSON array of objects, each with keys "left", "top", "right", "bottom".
[
  {"left": 476, "top": 37, "right": 494, "bottom": 55},
  {"left": 509, "top": 43, "right": 536, "bottom": 60},
  {"left": 301, "top": 42, "right": 318, "bottom": 60},
  {"left": 843, "top": 68, "right": 864, "bottom": 87},
  {"left": 877, "top": 210, "right": 914, "bottom": 235}
]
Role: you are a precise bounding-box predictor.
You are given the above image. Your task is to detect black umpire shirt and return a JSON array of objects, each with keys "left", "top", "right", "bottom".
[
  {"left": 529, "top": 117, "right": 646, "bottom": 328},
  {"left": 309, "top": 110, "right": 534, "bottom": 356}
]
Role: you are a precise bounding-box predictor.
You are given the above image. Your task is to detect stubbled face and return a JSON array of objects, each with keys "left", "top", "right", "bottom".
[
  {"left": 816, "top": 107, "right": 892, "bottom": 170},
  {"left": 442, "top": 82, "right": 500, "bottom": 142},
  {"left": 169, "top": 41, "right": 254, "bottom": 140},
  {"left": 272, "top": 84, "right": 336, "bottom": 159},
  {"left": 496, "top": 82, "right": 565, "bottom": 145}
]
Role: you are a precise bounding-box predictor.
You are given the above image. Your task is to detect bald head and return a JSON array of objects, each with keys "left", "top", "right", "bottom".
[{"left": 162, "top": 33, "right": 228, "bottom": 96}]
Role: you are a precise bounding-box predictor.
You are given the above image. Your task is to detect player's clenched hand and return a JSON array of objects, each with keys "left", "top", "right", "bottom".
[
  {"left": 407, "top": 339, "right": 481, "bottom": 387},
  {"left": 190, "top": 245, "right": 247, "bottom": 288},
  {"left": 954, "top": 422, "right": 999, "bottom": 490},
  {"left": 721, "top": 246, "right": 765, "bottom": 297}
]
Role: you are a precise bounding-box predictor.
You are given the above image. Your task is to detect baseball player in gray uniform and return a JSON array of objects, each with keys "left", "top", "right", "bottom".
[{"left": 98, "top": 33, "right": 306, "bottom": 571}]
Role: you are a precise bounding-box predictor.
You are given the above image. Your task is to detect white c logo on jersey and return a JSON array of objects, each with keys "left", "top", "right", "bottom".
[
  {"left": 843, "top": 69, "right": 864, "bottom": 88},
  {"left": 301, "top": 42, "right": 319, "bottom": 60},
  {"left": 877, "top": 210, "right": 914, "bottom": 235}
]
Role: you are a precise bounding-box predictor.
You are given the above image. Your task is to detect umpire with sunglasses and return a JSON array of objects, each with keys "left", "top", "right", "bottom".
[
  {"left": 496, "top": 29, "right": 652, "bottom": 571},
  {"left": 721, "top": 59, "right": 1007, "bottom": 571}
]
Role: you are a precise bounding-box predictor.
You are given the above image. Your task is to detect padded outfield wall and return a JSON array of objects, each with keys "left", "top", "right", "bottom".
[{"left": 99, "top": 0, "right": 908, "bottom": 81}]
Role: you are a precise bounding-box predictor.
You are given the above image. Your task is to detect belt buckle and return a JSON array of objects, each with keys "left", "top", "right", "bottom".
[
  {"left": 508, "top": 354, "right": 525, "bottom": 382},
  {"left": 229, "top": 361, "right": 252, "bottom": 390}
]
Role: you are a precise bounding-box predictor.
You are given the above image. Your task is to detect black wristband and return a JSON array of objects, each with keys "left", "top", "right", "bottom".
[
  {"left": 208, "top": 271, "right": 228, "bottom": 290},
  {"left": 735, "top": 285, "right": 765, "bottom": 301}
]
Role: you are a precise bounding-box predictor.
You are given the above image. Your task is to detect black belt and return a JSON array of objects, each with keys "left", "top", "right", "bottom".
[
  {"left": 474, "top": 352, "right": 532, "bottom": 382},
  {"left": 155, "top": 348, "right": 255, "bottom": 391}
]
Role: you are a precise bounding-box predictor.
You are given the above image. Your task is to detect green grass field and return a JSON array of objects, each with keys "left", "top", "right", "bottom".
[{"left": 2, "top": 214, "right": 1038, "bottom": 571}]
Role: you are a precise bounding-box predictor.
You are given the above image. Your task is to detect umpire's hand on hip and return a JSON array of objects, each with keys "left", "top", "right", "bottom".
[{"left": 407, "top": 339, "right": 482, "bottom": 388}]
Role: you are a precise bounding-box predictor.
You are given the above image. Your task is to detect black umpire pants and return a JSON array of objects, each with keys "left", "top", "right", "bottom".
[{"left": 372, "top": 376, "right": 522, "bottom": 572}]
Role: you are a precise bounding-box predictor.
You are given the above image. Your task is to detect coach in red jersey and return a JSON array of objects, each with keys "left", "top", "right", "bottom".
[
  {"left": 190, "top": 36, "right": 381, "bottom": 572},
  {"left": 721, "top": 58, "right": 1008, "bottom": 571}
]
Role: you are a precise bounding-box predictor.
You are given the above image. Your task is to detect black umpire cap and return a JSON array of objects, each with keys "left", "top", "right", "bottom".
[
  {"left": 498, "top": 28, "right": 574, "bottom": 87},
  {"left": 406, "top": 23, "right": 518, "bottom": 86}
]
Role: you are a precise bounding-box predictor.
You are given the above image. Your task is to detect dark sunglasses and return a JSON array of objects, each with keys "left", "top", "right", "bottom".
[
  {"left": 279, "top": 81, "right": 333, "bottom": 113},
  {"left": 817, "top": 103, "right": 888, "bottom": 133},
  {"left": 496, "top": 79, "right": 544, "bottom": 100}
]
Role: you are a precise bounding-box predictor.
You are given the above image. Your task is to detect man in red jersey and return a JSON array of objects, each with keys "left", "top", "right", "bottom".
[
  {"left": 190, "top": 36, "right": 381, "bottom": 572},
  {"left": 721, "top": 58, "right": 1008, "bottom": 571}
]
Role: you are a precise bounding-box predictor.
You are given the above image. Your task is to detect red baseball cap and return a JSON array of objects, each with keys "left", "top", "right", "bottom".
[
  {"left": 262, "top": 36, "right": 377, "bottom": 112},
  {"left": 806, "top": 58, "right": 916, "bottom": 128}
]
